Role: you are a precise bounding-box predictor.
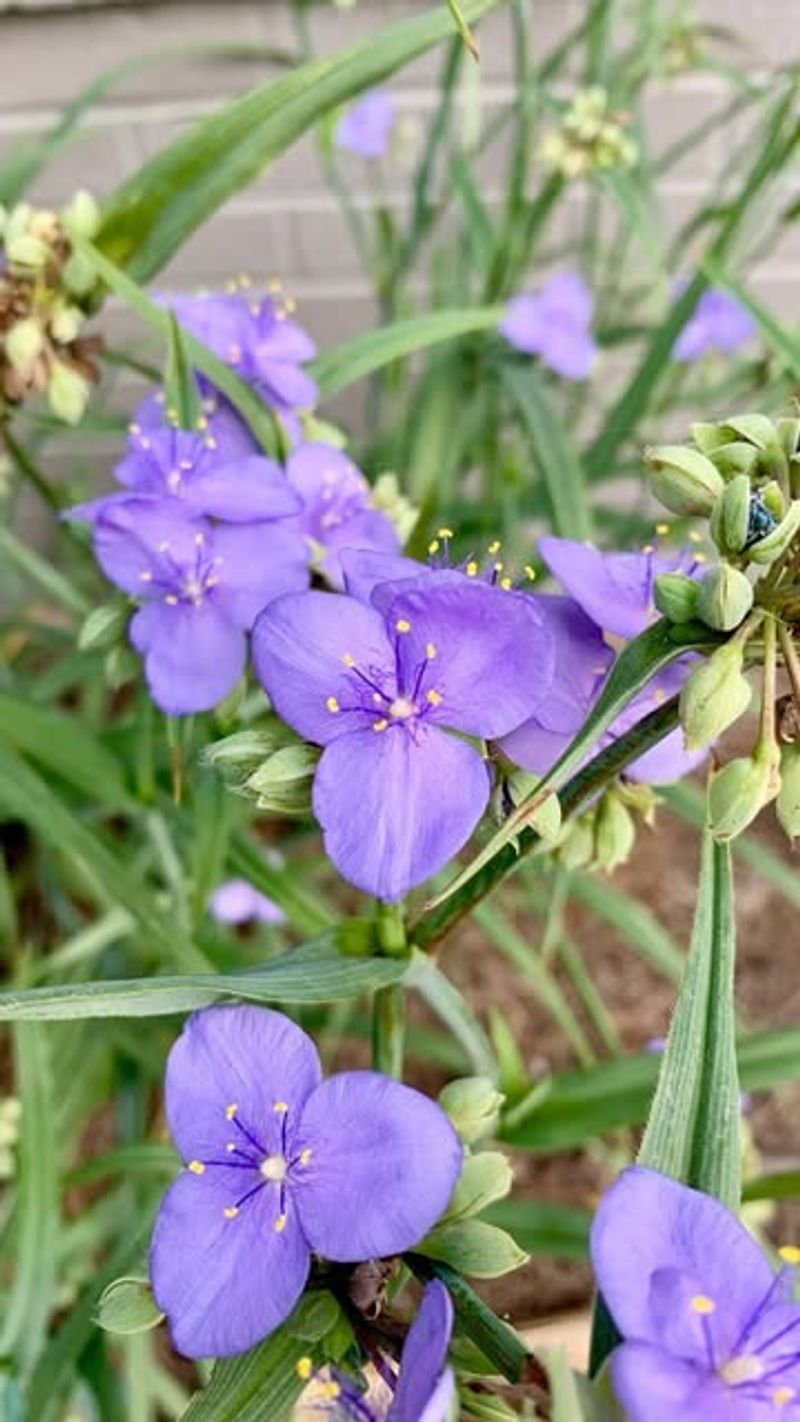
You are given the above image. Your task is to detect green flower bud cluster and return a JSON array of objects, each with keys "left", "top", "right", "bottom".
[
  {"left": 0, "top": 190, "right": 102, "bottom": 425},
  {"left": 554, "top": 782, "right": 657, "bottom": 874},
  {"left": 203, "top": 723, "right": 319, "bottom": 816},
  {"left": 540, "top": 87, "right": 638, "bottom": 180}
]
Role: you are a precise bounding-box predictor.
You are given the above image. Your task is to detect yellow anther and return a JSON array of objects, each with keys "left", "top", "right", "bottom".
[
  {"left": 373, "top": 718, "right": 389, "bottom": 732},
  {"left": 194, "top": 532, "right": 205, "bottom": 546},
  {"left": 695, "top": 552, "right": 707, "bottom": 564},
  {"left": 206, "top": 437, "right": 218, "bottom": 451},
  {"left": 493, "top": 561, "right": 504, "bottom": 574},
  {"left": 223, "top": 1207, "right": 239, "bottom": 1219},
  {"left": 427, "top": 689, "right": 443, "bottom": 706},
  {"left": 320, "top": 1382, "right": 341, "bottom": 1401},
  {"left": 428, "top": 539, "right": 441, "bottom": 555},
  {"left": 297, "top": 1357, "right": 313, "bottom": 1382},
  {"left": 188, "top": 1160, "right": 205, "bottom": 1175},
  {"left": 326, "top": 696, "right": 340, "bottom": 713},
  {"left": 500, "top": 577, "right": 513, "bottom": 590},
  {"left": 775, "top": 1388, "right": 795, "bottom": 1407},
  {"left": 342, "top": 652, "right": 356, "bottom": 667},
  {"left": 488, "top": 540, "right": 501, "bottom": 555},
  {"left": 196, "top": 415, "right": 208, "bottom": 431},
  {"left": 654, "top": 687, "right": 666, "bottom": 704},
  {"left": 165, "top": 594, "right": 179, "bottom": 606},
  {"left": 524, "top": 565, "right": 537, "bottom": 581},
  {"left": 226, "top": 1142, "right": 236, "bottom": 1152},
  {"left": 779, "top": 1245, "right": 800, "bottom": 1265},
  {"left": 656, "top": 522, "right": 670, "bottom": 535},
  {"left": 300, "top": 1148, "right": 313, "bottom": 1165},
  {"left": 226, "top": 1103, "right": 238, "bottom": 1120},
  {"left": 437, "top": 527, "right": 454, "bottom": 539},
  {"left": 139, "top": 570, "right": 153, "bottom": 582},
  {"left": 395, "top": 618, "right": 412, "bottom": 633},
  {"left": 690, "top": 1294, "right": 716, "bottom": 1315},
  {"left": 273, "top": 1101, "right": 289, "bottom": 1115},
  {"left": 129, "top": 422, "right": 141, "bottom": 435},
  {"left": 166, "top": 407, "right": 179, "bottom": 423},
  {"left": 274, "top": 1213, "right": 288, "bottom": 1233},
  {"left": 466, "top": 561, "right": 479, "bottom": 577},
  {"left": 689, "top": 530, "right": 703, "bottom": 544},
  {"left": 426, "top": 642, "right": 437, "bottom": 659},
  {"left": 642, "top": 543, "right": 655, "bottom": 555}
]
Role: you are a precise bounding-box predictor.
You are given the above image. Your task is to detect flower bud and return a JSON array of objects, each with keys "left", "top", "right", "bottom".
[
  {"left": 777, "top": 743, "right": 800, "bottom": 842},
  {"left": 710, "top": 474, "right": 750, "bottom": 555},
  {"left": 696, "top": 565, "right": 753, "bottom": 632},
  {"left": 203, "top": 727, "right": 290, "bottom": 774},
  {"left": 776, "top": 417, "right": 800, "bottom": 462},
  {"left": 691, "top": 421, "right": 728, "bottom": 454},
  {"left": 77, "top": 604, "right": 127, "bottom": 653},
  {"left": 60, "top": 189, "right": 100, "bottom": 241},
  {"left": 556, "top": 813, "right": 595, "bottom": 869},
  {"left": 721, "top": 414, "right": 776, "bottom": 450},
  {"left": 6, "top": 231, "right": 50, "bottom": 270},
  {"left": 47, "top": 360, "right": 90, "bottom": 425},
  {"left": 645, "top": 443, "right": 724, "bottom": 517},
  {"left": 760, "top": 481, "right": 786, "bottom": 521},
  {"left": 654, "top": 571, "right": 700, "bottom": 623},
  {"left": 49, "top": 302, "right": 84, "bottom": 345},
  {"left": 371, "top": 471, "right": 418, "bottom": 544},
  {"left": 679, "top": 642, "right": 752, "bottom": 752},
  {"left": 593, "top": 791, "right": 635, "bottom": 872},
  {"left": 709, "top": 744, "right": 782, "bottom": 842},
  {"left": 438, "top": 1076, "right": 505, "bottom": 1146},
  {"left": 244, "top": 743, "right": 318, "bottom": 816},
  {"left": 746, "top": 501, "right": 800, "bottom": 565},
  {"left": 4, "top": 317, "right": 45, "bottom": 379},
  {"left": 61, "top": 249, "right": 98, "bottom": 298}
]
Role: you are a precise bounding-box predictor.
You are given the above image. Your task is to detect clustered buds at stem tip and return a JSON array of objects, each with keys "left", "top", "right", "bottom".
[
  {"left": 645, "top": 443, "right": 724, "bottom": 517},
  {"left": 679, "top": 641, "right": 753, "bottom": 753}
]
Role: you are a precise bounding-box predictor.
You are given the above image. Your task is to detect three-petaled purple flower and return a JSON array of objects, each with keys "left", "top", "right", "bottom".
[
  {"left": 252, "top": 570, "right": 554, "bottom": 899},
  {"left": 92, "top": 498, "right": 308, "bottom": 714},
  {"left": 286, "top": 443, "right": 401, "bottom": 589},
  {"left": 208, "top": 880, "right": 286, "bottom": 927},
  {"left": 592, "top": 1166, "right": 800, "bottom": 1421},
  {"left": 336, "top": 90, "right": 397, "bottom": 161},
  {"left": 150, "top": 1006, "right": 461, "bottom": 1358},
  {"left": 501, "top": 536, "right": 706, "bottom": 784},
  {"left": 304, "top": 1280, "right": 455, "bottom": 1421},
  {"left": 500, "top": 272, "right": 598, "bottom": 381},
  {"left": 673, "top": 287, "right": 755, "bottom": 362}
]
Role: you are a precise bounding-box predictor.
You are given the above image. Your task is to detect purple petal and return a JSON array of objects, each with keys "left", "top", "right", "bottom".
[
  {"left": 294, "top": 1072, "right": 462, "bottom": 1259},
  {"left": 179, "top": 455, "right": 300, "bottom": 523},
  {"left": 208, "top": 880, "right": 286, "bottom": 926},
  {"left": 540, "top": 537, "right": 665, "bottom": 638},
  {"left": 341, "top": 548, "right": 427, "bottom": 603},
  {"left": 133, "top": 390, "right": 260, "bottom": 463},
  {"left": 253, "top": 314, "right": 317, "bottom": 366},
  {"left": 312, "top": 722, "right": 491, "bottom": 899},
  {"left": 611, "top": 660, "right": 707, "bottom": 783},
  {"left": 63, "top": 491, "right": 136, "bottom": 527},
  {"left": 150, "top": 1171, "right": 309, "bottom": 1358},
  {"left": 540, "top": 324, "right": 597, "bottom": 380},
  {"left": 209, "top": 523, "right": 310, "bottom": 628},
  {"left": 93, "top": 498, "right": 208, "bottom": 597},
  {"left": 252, "top": 591, "right": 395, "bottom": 746},
  {"left": 611, "top": 1343, "right": 731, "bottom": 1422},
  {"left": 320, "top": 510, "right": 402, "bottom": 590},
  {"left": 382, "top": 571, "right": 555, "bottom": 738},
  {"left": 591, "top": 1168, "right": 776, "bottom": 1358},
  {"left": 499, "top": 721, "right": 573, "bottom": 777},
  {"left": 163, "top": 1005, "right": 322, "bottom": 1164},
  {"left": 129, "top": 600, "right": 245, "bottom": 715},
  {"left": 336, "top": 90, "right": 396, "bottom": 160},
  {"left": 390, "top": 1281, "right": 455, "bottom": 1422},
  {"left": 538, "top": 271, "right": 594, "bottom": 325},
  {"left": 257, "top": 359, "right": 318, "bottom": 413},
  {"left": 499, "top": 294, "right": 548, "bottom": 354},
  {"left": 286, "top": 443, "right": 400, "bottom": 588}
]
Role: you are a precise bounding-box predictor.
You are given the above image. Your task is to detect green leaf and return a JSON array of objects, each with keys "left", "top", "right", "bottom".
[
  {"left": 0, "top": 1026, "right": 59, "bottom": 1376},
  {"left": 445, "top": 0, "right": 481, "bottom": 59},
  {"left": 0, "top": 949, "right": 409, "bottom": 1021},
  {"left": 164, "top": 310, "right": 202, "bottom": 429},
  {"left": 0, "top": 693, "right": 129, "bottom": 810},
  {"left": 567, "top": 871, "right": 684, "bottom": 983},
  {"left": 95, "top": 1278, "right": 164, "bottom": 1336},
  {"left": 312, "top": 307, "right": 503, "bottom": 400},
  {"left": 97, "top": 0, "right": 504, "bottom": 280},
  {"left": 408, "top": 1257, "right": 530, "bottom": 1383},
  {"left": 443, "top": 1152, "right": 514, "bottom": 1223},
  {"left": 0, "top": 524, "right": 91, "bottom": 618},
  {"left": 546, "top": 1350, "right": 622, "bottom": 1422},
  {"left": 742, "top": 1171, "right": 800, "bottom": 1204},
  {"left": 485, "top": 1199, "right": 591, "bottom": 1259},
  {"left": 502, "top": 363, "right": 592, "bottom": 539},
  {"left": 638, "top": 833, "right": 740, "bottom": 1205},
  {"left": 407, "top": 950, "right": 498, "bottom": 1079},
  {"left": 418, "top": 1219, "right": 529, "bottom": 1278}
]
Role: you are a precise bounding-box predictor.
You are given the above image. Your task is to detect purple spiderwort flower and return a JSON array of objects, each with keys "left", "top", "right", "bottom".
[
  {"left": 134, "top": 387, "right": 260, "bottom": 463},
  {"left": 150, "top": 1006, "right": 461, "bottom": 1359},
  {"left": 673, "top": 287, "right": 755, "bottom": 363},
  {"left": 208, "top": 880, "right": 286, "bottom": 927},
  {"left": 92, "top": 497, "right": 309, "bottom": 715},
  {"left": 501, "top": 537, "right": 707, "bottom": 785},
  {"left": 336, "top": 91, "right": 396, "bottom": 161},
  {"left": 252, "top": 570, "right": 554, "bottom": 899},
  {"left": 286, "top": 443, "right": 401, "bottom": 590},
  {"left": 66, "top": 425, "right": 300, "bottom": 528},
  {"left": 305, "top": 1280, "right": 456, "bottom": 1421},
  {"left": 592, "top": 1166, "right": 800, "bottom": 1421},
  {"left": 500, "top": 272, "right": 598, "bottom": 381}
]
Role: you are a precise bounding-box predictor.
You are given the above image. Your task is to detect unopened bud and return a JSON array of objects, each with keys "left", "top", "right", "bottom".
[
  {"left": 61, "top": 189, "right": 100, "bottom": 241},
  {"left": 556, "top": 813, "right": 595, "bottom": 869},
  {"left": 61, "top": 250, "right": 98, "bottom": 298},
  {"left": 371, "top": 471, "right": 418, "bottom": 545},
  {"left": 696, "top": 565, "right": 753, "bottom": 632},
  {"left": 77, "top": 604, "right": 127, "bottom": 653},
  {"left": 438, "top": 1076, "right": 505, "bottom": 1146},
  {"left": 760, "top": 481, "right": 786, "bottom": 521},
  {"left": 680, "top": 642, "right": 752, "bottom": 752},
  {"left": 706, "top": 441, "right": 759, "bottom": 479},
  {"left": 645, "top": 443, "right": 724, "bottom": 517},
  {"left": 777, "top": 743, "right": 800, "bottom": 842},
  {"left": 47, "top": 361, "right": 90, "bottom": 425},
  {"left": 244, "top": 743, "right": 318, "bottom": 815},
  {"left": 721, "top": 413, "right": 777, "bottom": 450},
  {"left": 5, "top": 318, "right": 45, "bottom": 378},
  {"left": 6, "top": 231, "right": 50, "bottom": 270},
  {"left": 654, "top": 571, "right": 699, "bottom": 623},
  {"left": 49, "top": 302, "right": 84, "bottom": 345},
  {"left": 709, "top": 744, "right": 782, "bottom": 842},
  {"left": 710, "top": 474, "right": 750, "bottom": 555},
  {"left": 593, "top": 791, "right": 635, "bottom": 872},
  {"left": 203, "top": 727, "right": 290, "bottom": 773},
  {"left": 746, "top": 501, "right": 800, "bottom": 566}
]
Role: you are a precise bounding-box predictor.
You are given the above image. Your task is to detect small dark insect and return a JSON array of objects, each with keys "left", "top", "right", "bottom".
[
  {"left": 347, "top": 1258, "right": 400, "bottom": 1320},
  {"left": 744, "top": 494, "right": 779, "bottom": 549}
]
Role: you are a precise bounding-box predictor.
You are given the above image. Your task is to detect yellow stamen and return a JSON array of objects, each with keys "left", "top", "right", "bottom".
[
  {"left": 223, "top": 1207, "right": 239, "bottom": 1219},
  {"left": 188, "top": 1160, "right": 205, "bottom": 1175},
  {"left": 395, "top": 618, "right": 412, "bottom": 633},
  {"left": 297, "top": 1357, "right": 313, "bottom": 1382},
  {"left": 437, "top": 527, "right": 454, "bottom": 539},
  {"left": 466, "top": 561, "right": 478, "bottom": 577},
  {"left": 326, "top": 696, "right": 340, "bottom": 713},
  {"left": 656, "top": 522, "right": 670, "bottom": 535},
  {"left": 427, "top": 689, "right": 443, "bottom": 706},
  {"left": 319, "top": 1382, "right": 341, "bottom": 1401},
  {"left": 642, "top": 543, "right": 655, "bottom": 554},
  {"left": 426, "top": 642, "right": 437, "bottom": 659},
  {"left": 689, "top": 530, "right": 703, "bottom": 544},
  {"left": 342, "top": 652, "right": 356, "bottom": 667},
  {"left": 779, "top": 1245, "right": 800, "bottom": 1265},
  {"left": 500, "top": 577, "right": 513, "bottom": 590},
  {"left": 775, "top": 1388, "right": 795, "bottom": 1407},
  {"left": 690, "top": 1294, "right": 716, "bottom": 1315},
  {"left": 493, "top": 561, "right": 504, "bottom": 574},
  {"left": 226, "top": 1103, "right": 238, "bottom": 1120},
  {"left": 274, "top": 1213, "right": 288, "bottom": 1233},
  {"left": 373, "top": 718, "right": 389, "bottom": 732},
  {"left": 524, "top": 565, "right": 537, "bottom": 581},
  {"left": 273, "top": 1101, "right": 289, "bottom": 1115},
  {"left": 428, "top": 539, "right": 440, "bottom": 555},
  {"left": 488, "top": 540, "right": 501, "bottom": 555},
  {"left": 300, "top": 1148, "right": 313, "bottom": 1165}
]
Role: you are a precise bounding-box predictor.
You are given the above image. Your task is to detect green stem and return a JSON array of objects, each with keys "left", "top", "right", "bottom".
[
  {"left": 372, "top": 900, "right": 408, "bottom": 1077},
  {"left": 3, "top": 423, "right": 66, "bottom": 514},
  {"left": 778, "top": 621, "right": 800, "bottom": 709}
]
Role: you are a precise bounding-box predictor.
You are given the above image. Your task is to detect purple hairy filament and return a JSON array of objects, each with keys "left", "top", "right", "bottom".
[
  {"left": 140, "top": 531, "right": 223, "bottom": 608},
  {"left": 326, "top": 630, "right": 443, "bottom": 738},
  {"left": 186, "top": 1101, "right": 312, "bottom": 1231},
  {"left": 690, "top": 1261, "right": 800, "bottom": 1408}
]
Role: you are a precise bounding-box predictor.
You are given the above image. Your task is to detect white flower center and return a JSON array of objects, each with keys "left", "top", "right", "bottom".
[
  {"left": 388, "top": 696, "right": 415, "bottom": 720},
  {"left": 260, "top": 1154, "right": 288, "bottom": 1183},
  {"left": 720, "top": 1354, "right": 765, "bottom": 1386}
]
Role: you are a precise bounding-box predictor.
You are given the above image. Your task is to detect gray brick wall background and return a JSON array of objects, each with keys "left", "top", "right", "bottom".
[{"left": 0, "top": 0, "right": 798, "bottom": 507}]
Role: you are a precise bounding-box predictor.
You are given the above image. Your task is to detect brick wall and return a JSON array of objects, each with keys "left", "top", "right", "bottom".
[{"left": 1, "top": 0, "right": 798, "bottom": 499}]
